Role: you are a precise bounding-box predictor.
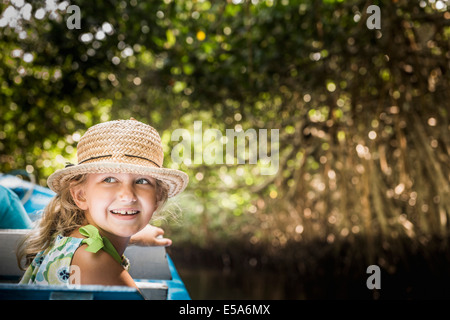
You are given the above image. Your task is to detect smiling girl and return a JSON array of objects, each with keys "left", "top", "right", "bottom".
[{"left": 17, "top": 119, "right": 188, "bottom": 288}]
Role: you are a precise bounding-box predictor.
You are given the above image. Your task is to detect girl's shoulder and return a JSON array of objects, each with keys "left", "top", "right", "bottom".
[
  {"left": 71, "top": 243, "right": 136, "bottom": 287},
  {"left": 72, "top": 242, "right": 114, "bottom": 269},
  {"left": 68, "top": 228, "right": 85, "bottom": 239}
]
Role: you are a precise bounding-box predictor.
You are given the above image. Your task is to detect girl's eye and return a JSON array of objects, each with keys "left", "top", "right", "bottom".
[
  {"left": 136, "top": 178, "right": 151, "bottom": 185},
  {"left": 103, "top": 177, "right": 118, "bottom": 183}
]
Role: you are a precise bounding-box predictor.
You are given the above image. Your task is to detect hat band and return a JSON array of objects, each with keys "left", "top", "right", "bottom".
[
  {"left": 78, "top": 154, "right": 112, "bottom": 164},
  {"left": 77, "top": 154, "right": 161, "bottom": 168}
]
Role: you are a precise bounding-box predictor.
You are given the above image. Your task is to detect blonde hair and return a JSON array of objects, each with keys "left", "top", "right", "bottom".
[{"left": 17, "top": 174, "right": 169, "bottom": 270}]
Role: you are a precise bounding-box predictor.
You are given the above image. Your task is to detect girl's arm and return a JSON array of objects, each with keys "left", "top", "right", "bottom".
[
  {"left": 129, "top": 224, "right": 172, "bottom": 247},
  {"left": 71, "top": 243, "right": 137, "bottom": 288}
]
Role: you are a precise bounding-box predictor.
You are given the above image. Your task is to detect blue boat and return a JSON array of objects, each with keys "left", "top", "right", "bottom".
[{"left": 0, "top": 173, "right": 190, "bottom": 300}]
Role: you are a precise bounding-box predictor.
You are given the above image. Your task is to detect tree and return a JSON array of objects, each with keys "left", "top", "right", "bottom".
[{"left": 1, "top": 0, "right": 449, "bottom": 271}]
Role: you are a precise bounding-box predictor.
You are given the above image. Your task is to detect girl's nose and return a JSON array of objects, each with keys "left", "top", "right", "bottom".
[{"left": 119, "top": 184, "right": 137, "bottom": 203}]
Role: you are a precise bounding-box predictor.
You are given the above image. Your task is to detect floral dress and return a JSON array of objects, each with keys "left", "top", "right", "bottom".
[{"left": 19, "top": 225, "right": 129, "bottom": 285}]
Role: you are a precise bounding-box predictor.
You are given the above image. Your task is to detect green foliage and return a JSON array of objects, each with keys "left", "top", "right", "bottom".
[{"left": 1, "top": 1, "right": 449, "bottom": 262}]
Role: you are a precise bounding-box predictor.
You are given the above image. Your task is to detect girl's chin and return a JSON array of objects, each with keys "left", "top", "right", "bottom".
[{"left": 106, "top": 224, "right": 142, "bottom": 238}]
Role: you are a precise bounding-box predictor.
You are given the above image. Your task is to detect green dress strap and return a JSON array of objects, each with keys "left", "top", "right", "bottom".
[{"left": 79, "top": 224, "right": 124, "bottom": 266}]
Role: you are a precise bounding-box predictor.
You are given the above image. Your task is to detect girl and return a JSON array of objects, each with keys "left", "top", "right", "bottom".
[{"left": 17, "top": 119, "right": 188, "bottom": 288}]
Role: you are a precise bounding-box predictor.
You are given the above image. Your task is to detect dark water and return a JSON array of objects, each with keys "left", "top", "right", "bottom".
[
  {"left": 170, "top": 236, "right": 450, "bottom": 300},
  {"left": 176, "top": 267, "right": 385, "bottom": 300},
  {"left": 177, "top": 268, "right": 307, "bottom": 300},
  {"left": 177, "top": 265, "right": 450, "bottom": 300}
]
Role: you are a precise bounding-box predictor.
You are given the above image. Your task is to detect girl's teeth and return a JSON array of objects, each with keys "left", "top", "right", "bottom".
[{"left": 111, "top": 210, "right": 138, "bottom": 215}]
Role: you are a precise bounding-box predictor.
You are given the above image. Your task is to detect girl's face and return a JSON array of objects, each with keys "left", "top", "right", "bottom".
[{"left": 71, "top": 173, "right": 158, "bottom": 240}]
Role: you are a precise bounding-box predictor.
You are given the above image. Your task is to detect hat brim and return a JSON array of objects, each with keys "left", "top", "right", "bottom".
[{"left": 47, "top": 162, "right": 189, "bottom": 198}]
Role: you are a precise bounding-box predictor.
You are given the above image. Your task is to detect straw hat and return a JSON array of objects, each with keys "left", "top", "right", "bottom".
[{"left": 47, "top": 119, "right": 188, "bottom": 198}]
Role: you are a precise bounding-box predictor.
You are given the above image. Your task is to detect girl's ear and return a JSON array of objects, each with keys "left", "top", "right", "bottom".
[{"left": 70, "top": 186, "right": 88, "bottom": 210}]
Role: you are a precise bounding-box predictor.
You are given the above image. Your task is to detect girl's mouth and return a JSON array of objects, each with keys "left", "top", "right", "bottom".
[{"left": 110, "top": 209, "right": 140, "bottom": 216}]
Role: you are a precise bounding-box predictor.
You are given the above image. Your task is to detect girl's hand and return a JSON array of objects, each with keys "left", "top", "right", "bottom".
[{"left": 129, "top": 224, "right": 172, "bottom": 247}]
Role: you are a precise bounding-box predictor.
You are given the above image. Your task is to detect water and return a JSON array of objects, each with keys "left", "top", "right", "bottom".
[
  {"left": 177, "top": 265, "right": 450, "bottom": 300},
  {"left": 171, "top": 236, "right": 450, "bottom": 300},
  {"left": 177, "top": 267, "right": 309, "bottom": 300}
]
